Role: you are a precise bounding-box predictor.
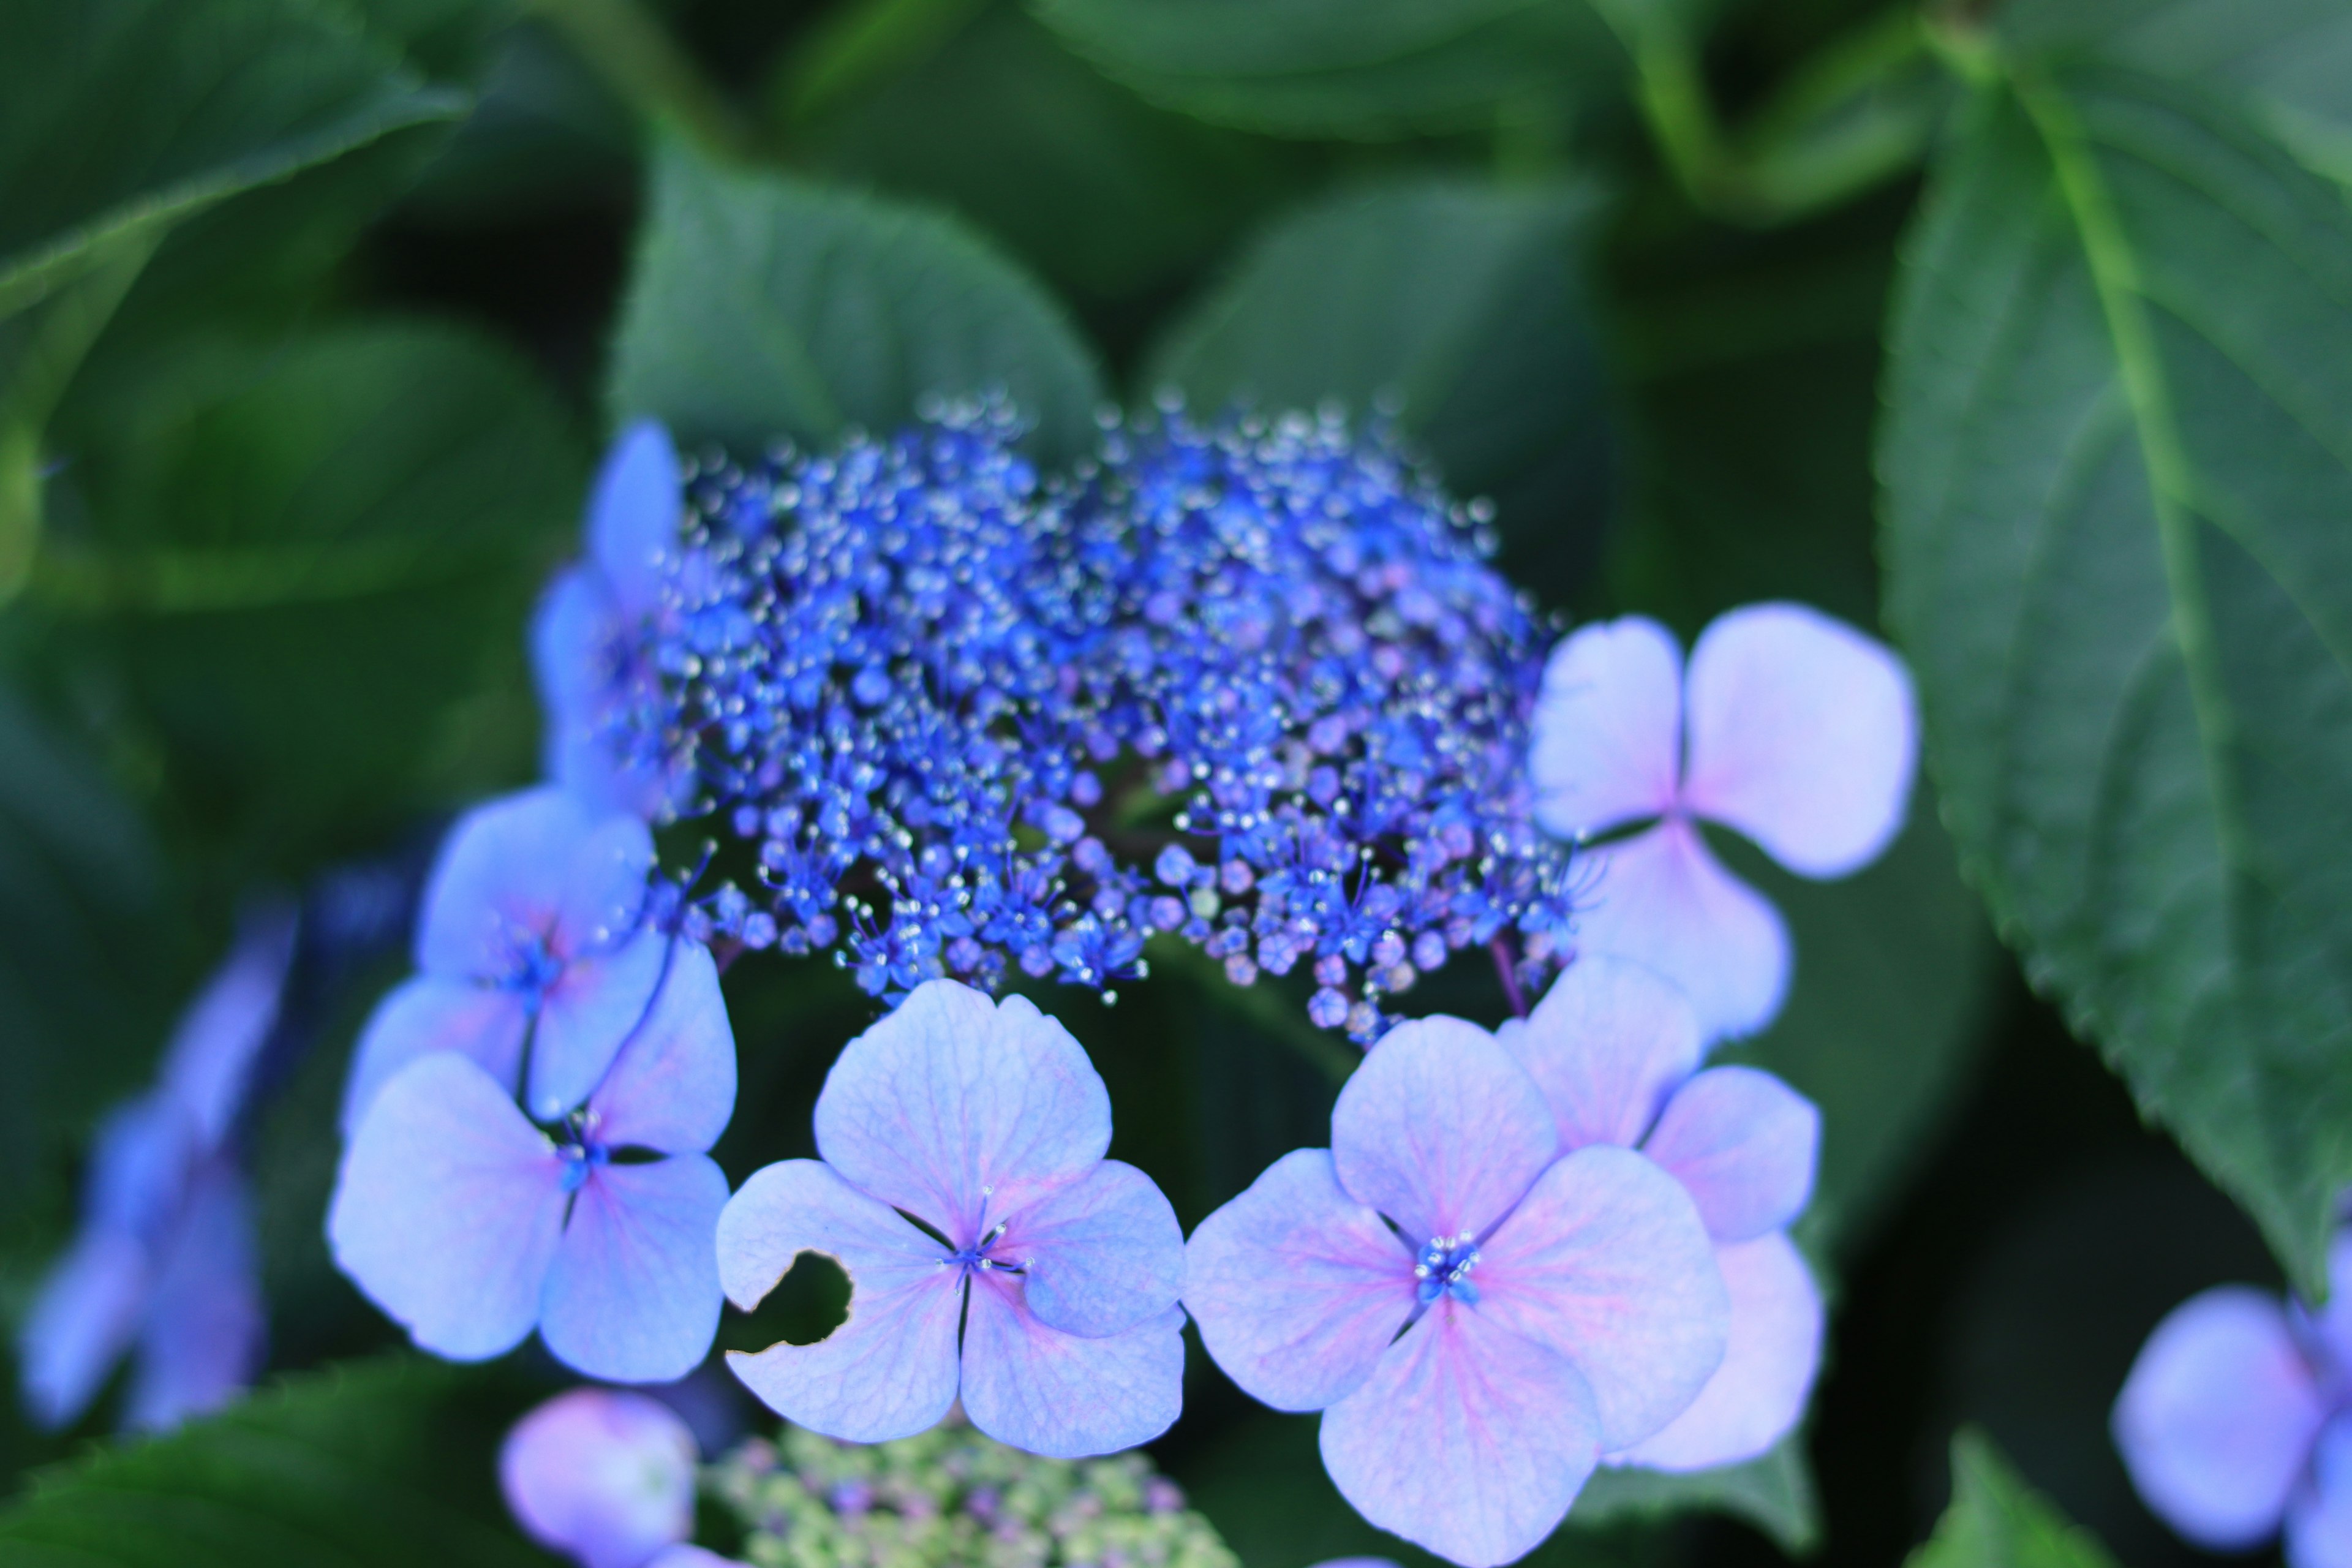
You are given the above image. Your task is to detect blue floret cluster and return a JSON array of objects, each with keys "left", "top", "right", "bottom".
[{"left": 628, "top": 401, "right": 1577, "bottom": 1040}]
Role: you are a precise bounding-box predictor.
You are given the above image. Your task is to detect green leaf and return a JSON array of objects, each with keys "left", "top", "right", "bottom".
[
  {"left": 1905, "top": 1429, "right": 2120, "bottom": 1568},
  {"left": 1569, "top": 1434, "right": 1818, "bottom": 1553},
  {"left": 608, "top": 140, "right": 1106, "bottom": 465},
  {"left": 0, "top": 1356, "right": 557, "bottom": 1567},
  {"left": 1145, "top": 177, "right": 1611, "bottom": 577},
  {"left": 1027, "top": 0, "right": 1624, "bottom": 140},
  {"left": 0, "top": 0, "right": 463, "bottom": 322},
  {"left": 1996, "top": 0, "right": 2352, "bottom": 181},
  {"left": 1879, "top": 66, "right": 2352, "bottom": 1295},
  {"left": 37, "top": 320, "right": 582, "bottom": 861}
]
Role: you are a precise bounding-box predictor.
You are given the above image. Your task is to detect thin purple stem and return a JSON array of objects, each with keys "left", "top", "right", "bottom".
[{"left": 1490, "top": 937, "right": 1528, "bottom": 1019}]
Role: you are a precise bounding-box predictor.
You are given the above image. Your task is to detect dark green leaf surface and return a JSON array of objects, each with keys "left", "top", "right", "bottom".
[
  {"left": 0, "top": 1357, "right": 556, "bottom": 1568},
  {"left": 1880, "top": 71, "right": 2352, "bottom": 1294},
  {"left": 1570, "top": 1435, "right": 1817, "bottom": 1551},
  {"left": 1027, "top": 0, "right": 1623, "bottom": 140},
  {"left": 0, "top": 0, "right": 462, "bottom": 319},
  {"left": 1905, "top": 1429, "right": 2119, "bottom": 1568},
  {"left": 608, "top": 141, "right": 1106, "bottom": 464}
]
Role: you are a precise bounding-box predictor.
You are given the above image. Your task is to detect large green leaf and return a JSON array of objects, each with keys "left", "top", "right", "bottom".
[
  {"left": 1570, "top": 1434, "right": 1817, "bottom": 1551},
  {"left": 1905, "top": 1430, "right": 2119, "bottom": 1568},
  {"left": 1880, "top": 66, "right": 2352, "bottom": 1295},
  {"left": 608, "top": 141, "right": 1106, "bottom": 465},
  {"left": 1145, "top": 177, "right": 1611, "bottom": 585},
  {"left": 1027, "top": 0, "right": 1623, "bottom": 140},
  {"left": 0, "top": 1357, "right": 556, "bottom": 1567},
  {"left": 0, "top": 0, "right": 462, "bottom": 320}
]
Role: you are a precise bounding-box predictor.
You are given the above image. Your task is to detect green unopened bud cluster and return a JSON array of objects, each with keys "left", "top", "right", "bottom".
[{"left": 707, "top": 1416, "right": 1239, "bottom": 1568}]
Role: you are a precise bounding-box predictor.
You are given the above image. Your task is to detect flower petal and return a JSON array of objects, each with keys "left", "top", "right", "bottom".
[
  {"left": 1609, "top": 1232, "right": 1822, "bottom": 1472},
  {"left": 718, "top": 1159, "right": 963, "bottom": 1444},
  {"left": 998, "top": 1159, "right": 1183, "bottom": 1340},
  {"left": 339, "top": 976, "right": 529, "bottom": 1137},
  {"left": 586, "top": 941, "right": 737, "bottom": 1156},
  {"left": 417, "top": 788, "right": 650, "bottom": 980},
  {"left": 500, "top": 1388, "right": 697, "bottom": 1568},
  {"left": 530, "top": 926, "right": 667, "bottom": 1123},
  {"left": 158, "top": 908, "right": 294, "bottom": 1150},
  {"left": 1681, "top": 602, "right": 1917, "bottom": 880},
  {"left": 541, "top": 1154, "right": 730, "bottom": 1384},
  {"left": 1567, "top": 819, "right": 1791, "bottom": 1043},
  {"left": 86, "top": 1093, "right": 195, "bottom": 1241},
  {"left": 1476, "top": 1144, "right": 1728, "bottom": 1452},
  {"left": 18, "top": 1227, "right": 148, "bottom": 1430},
  {"left": 1640, "top": 1066, "right": 1818, "bottom": 1243},
  {"left": 327, "top": 1054, "right": 568, "bottom": 1362},
  {"left": 959, "top": 1282, "right": 1185, "bottom": 1458},
  {"left": 1319, "top": 1305, "right": 1600, "bottom": 1568},
  {"left": 2288, "top": 1416, "right": 2352, "bottom": 1568},
  {"left": 531, "top": 565, "right": 611, "bottom": 733},
  {"left": 123, "top": 1159, "right": 263, "bottom": 1431},
  {"left": 1529, "top": 616, "right": 1684, "bottom": 842},
  {"left": 1183, "top": 1148, "right": 1412, "bottom": 1412},
  {"left": 590, "top": 420, "right": 683, "bottom": 616},
  {"left": 2113, "top": 1285, "right": 2323, "bottom": 1550},
  {"left": 813, "top": 980, "right": 1110, "bottom": 1245},
  {"left": 1331, "top": 1015, "right": 1556, "bottom": 1245},
  {"left": 1506, "top": 955, "right": 1703, "bottom": 1153}
]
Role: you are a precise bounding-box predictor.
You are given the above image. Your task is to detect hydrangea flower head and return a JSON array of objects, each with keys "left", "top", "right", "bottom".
[
  {"left": 708, "top": 1412, "right": 1238, "bottom": 1568},
  {"left": 535, "top": 421, "right": 697, "bottom": 821},
  {"left": 1499, "top": 956, "right": 1823, "bottom": 1471},
  {"left": 1529, "top": 603, "right": 1917, "bottom": 1039},
  {"left": 2113, "top": 1231, "right": 2352, "bottom": 1566},
  {"left": 19, "top": 907, "right": 293, "bottom": 1431},
  {"left": 330, "top": 792, "right": 737, "bottom": 1383},
  {"left": 341, "top": 786, "right": 665, "bottom": 1130},
  {"left": 502, "top": 1387, "right": 699, "bottom": 1568},
  {"left": 1183, "top": 1011, "right": 1728, "bottom": 1567},
  {"left": 715, "top": 979, "right": 1186, "bottom": 1459}
]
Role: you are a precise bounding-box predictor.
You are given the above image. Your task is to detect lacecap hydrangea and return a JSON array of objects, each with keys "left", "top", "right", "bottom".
[{"left": 574, "top": 401, "right": 1578, "bottom": 1041}]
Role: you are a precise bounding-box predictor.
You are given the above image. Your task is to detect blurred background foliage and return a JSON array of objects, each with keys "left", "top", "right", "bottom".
[{"left": 2, "top": 0, "right": 2346, "bottom": 1565}]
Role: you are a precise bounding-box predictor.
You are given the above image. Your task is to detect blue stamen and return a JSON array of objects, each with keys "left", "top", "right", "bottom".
[{"left": 1412, "top": 1234, "right": 1481, "bottom": 1306}]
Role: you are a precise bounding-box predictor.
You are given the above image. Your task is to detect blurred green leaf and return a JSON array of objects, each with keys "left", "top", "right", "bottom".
[
  {"left": 1570, "top": 1434, "right": 1817, "bottom": 1551},
  {"left": 1879, "top": 69, "right": 2352, "bottom": 1297},
  {"left": 0, "top": 0, "right": 463, "bottom": 322},
  {"left": 782, "top": 1, "right": 1309, "bottom": 303},
  {"left": 609, "top": 140, "right": 1106, "bottom": 464},
  {"left": 1905, "top": 1429, "right": 2119, "bottom": 1568},
  {"left": 37, "top": 320, "right": 581, "bottom": 862},
  {"left": 1028, "top": 0, "right": 1624, "bottom": 140},
  {"left": 0, "top": 1355, "right": 557, "bottom": 1567},
  {"left": 1146, "top": 177, "right": 1612, "bottom": 584}
]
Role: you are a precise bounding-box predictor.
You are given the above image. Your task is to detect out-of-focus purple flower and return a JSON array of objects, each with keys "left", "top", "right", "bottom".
[
  {"left": 645, "top": 1550, "right": 750, "bottom": 1568},
  {"left": 19, "top": 907, "right": 295, "bottom": 1431},
  {"left": 1498, "top": 957, "right": 1823, "bottom": 1472},
  {"left": 715, "top": 979, "right": 1186, "bottom": 1459},
  {"left": 502, "top": 1387, "right": 698, "bottom": 1568},
  {"left": 330, "top": 924, "right": 736, "bottom": 1383},
  {"left": 2113, "top": 1232, "right": 2352, "bottom": 1566},
  {"left": 1528, "top": 603, "right": 1917, "bottom": 1041},
  {"left": 1183, "top": 1013, "right": 1727, "bottom": 1567},
  {"left": 341, "top": 786, "right": 664, "bottom": 1130},
  {"left": 534, "top": 421, "right": 696, "bottom": 821}
]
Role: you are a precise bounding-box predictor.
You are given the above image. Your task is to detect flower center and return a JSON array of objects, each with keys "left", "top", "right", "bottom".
[
  {"left": 554, "top": 1115, "right": 609, "bottom": 1192},
  {"left": 943, "top": 1219, "right": 1022, "bottom": 1276},
  {"left": 1414, "top": 1234, "right": 1480, "bottom": 1306}
]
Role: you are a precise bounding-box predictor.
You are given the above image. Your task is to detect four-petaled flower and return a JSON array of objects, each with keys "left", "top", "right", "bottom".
[
  {"left": 1183, "top": 1012, "right": 1729, "bottom": 1568},
  {"left": 2114, "top": 1229, "right": 2352, "bottom": 1567},
  {"left": 502, "top": 1387, "right": 700, "bottom": 1568},
  {"left": 331, "top": 944, "right": 733, "bottom": 1380},
  {"left": 715, "top": 979, "right": 1187, "bottom": 1460},
  {"left": 341, "top": 786, "right": 665, "bottom": 1131},
  {"left": 1499, "top": 956, "right": 1823, "bottom": 1472},
  {"left": 1528, "top": 603, "right": 1917, "bottom": 1041}
]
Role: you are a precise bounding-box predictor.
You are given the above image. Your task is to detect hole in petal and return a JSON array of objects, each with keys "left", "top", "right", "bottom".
[{"left": 725, "top": 1250, "right": 850, "bottom": 1349}]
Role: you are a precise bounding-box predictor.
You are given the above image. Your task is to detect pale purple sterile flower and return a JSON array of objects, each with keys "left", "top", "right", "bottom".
[
  {"left": 1528, "top": 603, "right": 1917, "bottom": 1041},
  {"left": 1183, "top": 1012, "right": 1729, "bottom": 1568},
  {"left": 329, "top": 930, "right": 737, "bottom": 1383},
  {"left": 341, "top": 785, "right": 665, "bottom": 1131},
  {"left": 1497, "top": 956, "right": 1823, "bottom": 1472},
  {"left": 715, "top": 979, "right": 1187, "bottom": 1460},
  {"left": 533, "top": 420, "right": 695, "bottom": 821},
  {"left": 2113, "top": 1231, "right": 2352, "bottom": 1568},
  {"left": 503, "top": 1387, "right": 700, "bottom": 1568},
  {"left": 18, "top": 907, "right": 294, "bottom": 1431}
]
